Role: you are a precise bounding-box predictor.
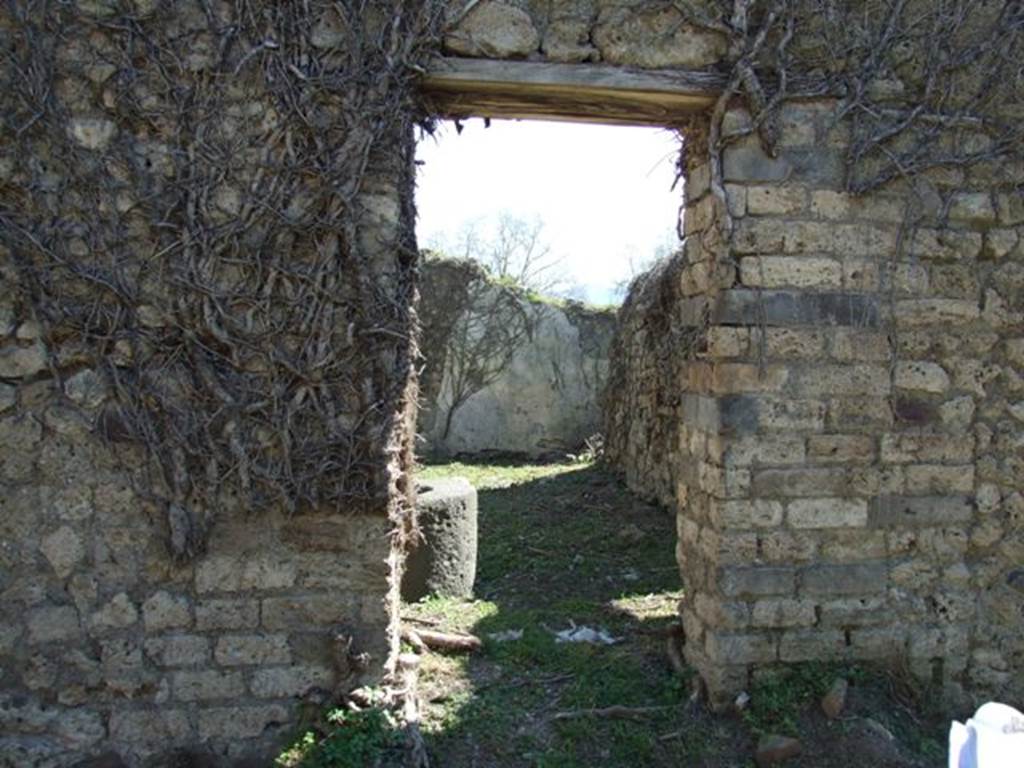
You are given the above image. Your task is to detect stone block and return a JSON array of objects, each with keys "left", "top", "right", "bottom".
[
  {"left": 760, "top": 531, "right": 818, "bottom": 562},
  {"left": 757, "top": 397, "right": 827, "bottom": 431},
  {"left": 848, "top": 627, "right": 907, "bottom": 660},
  {"left": 109, "top": 710, "right": 192, "bottom": 753},
  {"left": 195, "top": 554, "right": 297, "bottom": 594},
  {"left": 142, "top": 591, "right": 192, "bottom": 631},
  {"left": 262, "top": 594, "right": 354, "bottom": 630},
  {"left": 746, "top": 186, "right": 807, "bottom": 215},
  {"left": 948, "top": 192, "right": 996, "bottom": 226},
  {"left": 172, "top": 670, "right": 246, "bottom": 702},
  {"left": 894, "top": 361, "right": 950, "bottom": 393},
  {"left": 710, "top": 363, "right": 789, "bottom": 394},
  {"left": 829, "top": 330, "right": 891, "bottom": 362},
  {"left": 909, "top": 228, "right": 983, "bottom": 261},
  {"left": 809, "top": 190, "right": 905, "bottom": 223},
  {"left": 90, "top": 593, "right": 138, "bottom": 631},
  {"left": 820, "top": 530, "right": 887, "bottom": 562},
  {"left": 197, "top": 704, "right": 291, "bottom": 741},
  {"left": 39, "top": 526, "right": 86, "bottom": 579},
  {"left": 719, "top": 566, "right": 796, "bottom": 598},
  {"left": 995, "top": 192, "right": 1024, "bottom": 225},
  {"left": 214, "top": 634, "right": 291, "bottom": 666},
  {"left": 444, "top": 3, "right": 539, "bottom": 58},
  {"left": 880, "top": 434, "right": 974, "bottom": 463},
  {"left": 751, "top": 598, "right": 817, "bottom": 628},
  {"left": 710, "top": 499, "right": 783, "bottom": 529},
  {"left": 714, "top": 289, "right": 881, "bottom": 327},
  {"left": 807, "top": 435, "right": 876, "bottom": 464},
  {"left": 250, "top": 665, "right": 334, "bottom": 699},
  {"left": 705, "top": 631, "right": 778, "bottom": 664},
  {"left": 722, "top": 436, "right": 805, "bottom": 467},
  {"left": 801, "top": 563, "right": 887, "bottom": 596},
  {"left": 894, "top": 299, "right": 981, "bottom": 326},
  {"left": 593, "top": 7, "right": 727, "bottom": 68},
  {"left": 779, "top": 629, "right": 845, "bottom": 661},
  {"left": 818, "top": 597, "right": 889, "bottom": 627},
  {"left": 739, "top": 256, "right": 842, "bottom": 289},
  {"left": 792, "top": 365, "right": 890, "bottom": 396},
  {"left": 787, "top": 498, "right": 867, "bottom": 528},
  {"left": 144, "top": 635, "right": 211, "bottom": 668},
  {"left": 723, "top": 146, "right": 792, "bottom": 183},
  {"left": 27, "top": 606, "right": 81, "bottom": 644},
  {"left": 0, "top": 341, "right": 47, "bottom": 378},
  {"left": 763, "top": 328, "right": 828, "bottom": 358},
  {"left": 904, "top": 465, "right": 975, "bottom": 494},
  {"left": 827, "top": 397, "right": 893, "bottom": 431},
  {"left": 195, "top": 599, "right": 259, "bottom": 631},
  {"left": 754, "top": 468, "right": 849, "bottom": 498}
]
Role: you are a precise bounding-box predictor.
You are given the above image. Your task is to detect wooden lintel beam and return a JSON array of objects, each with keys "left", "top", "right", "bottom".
[{"left": 419, "top": 58, "right": 726, "bottom": 127}]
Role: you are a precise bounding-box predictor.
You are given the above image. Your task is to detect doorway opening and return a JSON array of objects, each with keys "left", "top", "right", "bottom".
[{"left": 404, "top": 115, "right": 688, "bottom": 765}]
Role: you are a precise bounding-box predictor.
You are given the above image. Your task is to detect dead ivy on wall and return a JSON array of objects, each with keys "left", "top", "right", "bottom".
[
  {"left": 678, "top": 0, "right": 1024, "bottom": 228},
  {"left": 1, "top": 1, "right": 445, "bottom": 559}
]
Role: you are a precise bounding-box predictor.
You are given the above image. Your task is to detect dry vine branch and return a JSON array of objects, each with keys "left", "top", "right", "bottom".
[{"left": 1, "top": 1, "right": 448, "bottom": 559}]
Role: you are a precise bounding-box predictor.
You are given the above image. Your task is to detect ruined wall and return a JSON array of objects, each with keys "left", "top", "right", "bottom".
[
  {"left": 418, "top": 257, "right": 616, "bottom": 458},
  {"left": 0, "top": 2, "right": 423, "bottom": 765},
  {"left": 0, "top": 387, "right": 390, "bottom": 765},
  {"left": 608, "top": 97, "right": 1024, "bottom": 707},
  {"left": 3, "top": 0, "right": 1022, "bottom": 762}
]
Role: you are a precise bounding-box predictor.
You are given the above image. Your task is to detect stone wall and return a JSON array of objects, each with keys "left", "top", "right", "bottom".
[
  {"left": 0, "top": 3, "right": 412, "bottom": 765},
  {"left": 0, "top": 301, "right": 392, "bottom": 766},
  {"left": 3, "top": 0, "right": 1023, "bottom": 762},
  {"left": 607, "top": 98, "right": 1024, "bottom": 707},
  {"left": 418, "top": 257, "right": 616, "bottom": 458}
]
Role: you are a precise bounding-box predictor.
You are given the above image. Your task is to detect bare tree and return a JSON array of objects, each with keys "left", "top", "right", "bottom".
[
  {"left": 430, "top": 211, "right": 578, "bottom": 296},
  {"left": 439, "top": 276, "right": 535, "bottom": 440}
]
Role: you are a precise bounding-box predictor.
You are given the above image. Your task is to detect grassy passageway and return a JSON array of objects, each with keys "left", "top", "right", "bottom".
[
  {"left": 279, "top": 458, "right": 948, "bottom": 767},
  {"left": 408, "top": 459, "right": 691, "bottom": 766}
]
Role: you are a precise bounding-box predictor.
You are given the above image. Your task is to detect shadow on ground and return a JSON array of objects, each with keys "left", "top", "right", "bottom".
[{"left": 404, "top": 459, "right": 949, "bottom": 768}]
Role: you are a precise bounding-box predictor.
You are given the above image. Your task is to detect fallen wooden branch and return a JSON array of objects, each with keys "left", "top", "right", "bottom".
[
  {"left": 402, "top": 626, "right": 481, "bottom": 653},
  {"left": 551, "top": 705, "right": 671, "bottom": 721}
]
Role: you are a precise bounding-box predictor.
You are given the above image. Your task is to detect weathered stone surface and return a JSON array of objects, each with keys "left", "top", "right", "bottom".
[
  {"left": 869, "top": 496, "right": 974, "bottom": 527},
  {"left": 894, "top": 361, "right": 950, "bottom": 393},
  {"left": 39, "top": 526, "right": 85, "bottom": 579},
  {"left": 402, "top": 477, "right": 478, "bottom": 601},
  {"left": 27, "top": 606, "right": 82, "bottom": 644},
  {"left": 719, "top": 567, "right": 796, "bottom": 598},
  {"left": 144, "top": 635, "right": 210, "bottom": 667},
  {"left": 788, "top": 498, "right": 867, "bottom": 528},
  {"left": 724, "top": 146, "right": 792, "bottom": 183},
  {"left": 69, "top": 117, "right": 117, "bottom": 150},
  {"left": 197, "top": 705, "right": 290, "bottom": 741},
  {"left": 172, "top": 670, "right": 245, "bottom": 702},
  {"left": 801, "top": 563, "right": 887, "bottom": 596},
  {"left": 195, "top": 599, "right": 259, "bottom": 631},
  {"left": 0, "top": 342, "right": 47, "bottom": 378},
  {"left": 250, "top": 665, "right": 334, "bottom": 699},
  {"left": 593, "top": 7, "right": 726, "bottom": 68},
  {"left": 715, "top": 290, "right": 881, "bottom": 327},
  {"left": 214, "top": 634, "right": 291, "bottom": 666},
  {"left": 142, "top": 591, "right": 192, "bottom": 631},
  {"left": 445, "top": 3, "right": 539, "bottom": 58},
  {"left": 90, "top": 593, "right": 138, "bottom": 631},
  {"left": 261, "top": 594, "right": 353, "bottom": 630}
]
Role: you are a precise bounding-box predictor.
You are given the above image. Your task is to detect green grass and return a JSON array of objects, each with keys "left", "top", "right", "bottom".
[
  {"left": 281, "top": 459, "right": 952, "bottom": 768},
  {"left": 276, "top": 706, "right": 401, "bottom": 767}
]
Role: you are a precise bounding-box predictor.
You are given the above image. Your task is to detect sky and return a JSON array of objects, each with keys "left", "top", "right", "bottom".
[{"left": 415, "top": 118, "right": 683, "bottom": 305}]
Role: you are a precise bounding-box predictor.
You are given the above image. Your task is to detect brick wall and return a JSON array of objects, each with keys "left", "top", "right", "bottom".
[{"left": 608, "top": 100, "right": 1024, "bottom": 707}]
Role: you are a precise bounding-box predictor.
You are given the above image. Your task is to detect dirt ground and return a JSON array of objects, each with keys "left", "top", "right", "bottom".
[{"left": 403, "top": 459, "right": 950, "bottom": 768}]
